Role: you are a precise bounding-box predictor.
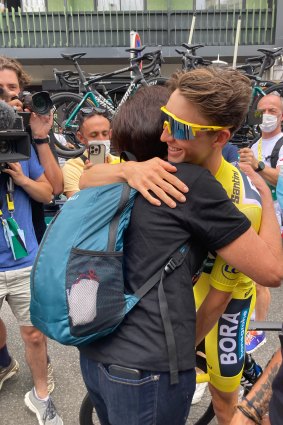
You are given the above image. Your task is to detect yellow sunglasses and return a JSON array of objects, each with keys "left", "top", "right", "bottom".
[{"left": 161, "top": 106, "right": 229, "bottom": 140}]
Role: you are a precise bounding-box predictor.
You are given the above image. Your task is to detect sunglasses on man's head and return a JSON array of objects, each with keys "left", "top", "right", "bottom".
[
  {"left": 160, "top": 106, "right": 228, "bottom": 140},
  {"left": 80, "top": 106, "right": 108, "bottom": 116}
]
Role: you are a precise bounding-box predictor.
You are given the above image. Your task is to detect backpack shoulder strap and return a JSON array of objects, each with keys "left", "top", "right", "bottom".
[
  {"left": 270, "top": 136, "right": 283, "bottom": 168},
  {"left": 134, "top": 241, "right": 191, "bottom": 385}
]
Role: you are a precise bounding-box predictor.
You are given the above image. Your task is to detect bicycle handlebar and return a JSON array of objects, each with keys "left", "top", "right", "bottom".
[{"left": 248, "top": 321, "right": 282, "bottom": 331}]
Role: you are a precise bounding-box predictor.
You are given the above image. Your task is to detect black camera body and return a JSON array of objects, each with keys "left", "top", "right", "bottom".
[
  {"left": 0, "top": 111, "right": 31, "bottom": 171},
  {"left": 20, "top": 91, "right": 53, "bottom": 115}
]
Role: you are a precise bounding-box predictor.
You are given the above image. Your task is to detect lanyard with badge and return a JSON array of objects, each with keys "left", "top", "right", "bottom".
[{"left": 0, "top": 175, "right": 28, "bottom": 260}]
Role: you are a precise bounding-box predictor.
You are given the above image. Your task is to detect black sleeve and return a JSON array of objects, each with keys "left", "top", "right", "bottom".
[{"left": 182, "top": 167, "right": 251, "bottom": 252}]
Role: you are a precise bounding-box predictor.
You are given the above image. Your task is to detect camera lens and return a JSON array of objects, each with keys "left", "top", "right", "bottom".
[
  {"left": 31, "top": 92, "right": 53, "bottom": 115},
  {"left": 0, "top": 140, "right": 10, "bottom": 154},
  {"left": 93, "top": 146, "right": 100, "bottom": 154}
]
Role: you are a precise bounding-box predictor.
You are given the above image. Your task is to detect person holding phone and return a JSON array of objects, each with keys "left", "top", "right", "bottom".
[{"left": 62, "top": 108, "right": 119, "bottom": 199}]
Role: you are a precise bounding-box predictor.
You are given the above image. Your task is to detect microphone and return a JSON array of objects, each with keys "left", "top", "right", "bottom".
[{"left": 0, "top": 100, "right": 16, "bottom": 130}]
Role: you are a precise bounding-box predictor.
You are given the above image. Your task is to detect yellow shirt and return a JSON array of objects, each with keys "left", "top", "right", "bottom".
[{"left": 62, "top": 152, "right": 120, "bottom": 195}]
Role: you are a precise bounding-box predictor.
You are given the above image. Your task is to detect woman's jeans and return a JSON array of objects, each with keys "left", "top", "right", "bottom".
[{"left": 80, "top": 354, "right": 196, "bottom": 425}]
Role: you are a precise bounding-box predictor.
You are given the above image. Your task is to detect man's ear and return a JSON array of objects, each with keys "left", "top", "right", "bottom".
[
  {"left": 212, "top": 129, "right": 231, "bottom": 148},
  {"left": 109, "top": 128, "right": 112, "bottom": 140},
  {"left": 76, "top": 131, "right": 86, "bottom": 145}
]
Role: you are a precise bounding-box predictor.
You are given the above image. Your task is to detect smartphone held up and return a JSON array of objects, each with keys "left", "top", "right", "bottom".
[{"left": 88, "top": 141, "right": 106, "bottom": 165}]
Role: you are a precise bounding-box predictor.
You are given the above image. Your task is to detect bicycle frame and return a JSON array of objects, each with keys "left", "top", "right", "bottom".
[
  {"left": 63, "top": 64, "right": 147, "bottom": 130},
  {"left": 63, "top": 91, "right": 115, "bottom": 130}
]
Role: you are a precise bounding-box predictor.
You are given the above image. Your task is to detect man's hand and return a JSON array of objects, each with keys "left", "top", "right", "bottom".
[
  {"left": 238, "top": 147, "right": 258, "bottom": 170},
  {"left": 123, "top": 158, "right": 189, "bottom": 208},
  {"left": 238, "top": 163, "right": 268, "bottom": 195},
  {"left": 3, "top": 162, "right": 28, "bottom": 187},
  {"left": 29, "top": 111, "right": 53, "bottom": 139},
  {"left": 8, "top": 97, "right": 24, "bottom": 112}
]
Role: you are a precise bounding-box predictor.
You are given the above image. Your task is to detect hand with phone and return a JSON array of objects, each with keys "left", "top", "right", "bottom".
[{"left": 88, "top": 141, "right": 106, "bottom": 165}]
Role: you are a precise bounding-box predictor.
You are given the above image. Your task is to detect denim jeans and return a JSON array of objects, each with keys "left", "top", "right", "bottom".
[{"left": 80, "top": 354, "right": 196, "bottom": 425}]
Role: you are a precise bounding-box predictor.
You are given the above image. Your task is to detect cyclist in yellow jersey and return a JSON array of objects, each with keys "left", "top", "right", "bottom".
[{"left": 194, "top": 157, "right": 261, "bottom": 393}]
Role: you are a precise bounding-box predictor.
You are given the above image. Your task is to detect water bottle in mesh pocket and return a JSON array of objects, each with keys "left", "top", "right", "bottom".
[{"left": 67, "top": 271, "right": 100, "bottom": 326}]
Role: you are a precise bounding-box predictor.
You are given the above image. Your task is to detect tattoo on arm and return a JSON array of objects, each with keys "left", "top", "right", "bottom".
[{"left": 248, "top": 352, "right": 281, "bottom": 416}]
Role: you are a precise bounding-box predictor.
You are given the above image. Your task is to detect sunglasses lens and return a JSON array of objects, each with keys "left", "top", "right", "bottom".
[
  {"left": 80, "top": 107, "right": 93, "bottom": 115},
  {"left": 170, "top": 117, "right": 195, "bottom": 140}
]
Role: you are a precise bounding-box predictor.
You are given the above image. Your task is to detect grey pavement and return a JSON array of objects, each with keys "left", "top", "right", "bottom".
[{"left": 0, "top": 287, "right": 282, "bottom": 425}]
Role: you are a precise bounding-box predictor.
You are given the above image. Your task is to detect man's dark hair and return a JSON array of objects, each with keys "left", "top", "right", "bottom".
[
  {"left": 112, "top": 85, "right": 169, "bottom": 162},
  {"left": 76, "top": 108, "right": 111, "bottom": 131}
]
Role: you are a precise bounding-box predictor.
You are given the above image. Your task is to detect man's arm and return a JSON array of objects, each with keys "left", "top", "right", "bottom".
[
  {"left": 196, "top": 287, "right": 232, "bottom": 346},
  {"left": 216, "top": 165, "right": 283, "bottom": 287},
  {"left": 29, "top": 112, "right": 64, "bottom": 195},
  {"left": 3, "top": 163, "right": 52, "bottom": 203},
  {"left": 230, "top": 348, "right": 282, "bottom": 425},
  {"left": 239, "top": 147, "right": 279, "bottom": 186},
  {"left": 62, "top": 160, "right": 82, "bottom": 199},
  {"left": 79, "top": 158, "right": 189, "bottom": 208}
]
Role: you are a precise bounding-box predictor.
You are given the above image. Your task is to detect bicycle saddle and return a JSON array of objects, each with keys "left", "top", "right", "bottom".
[
  {"left": 61, "top": 52, "right": 87, "bottom": 61},
  {"left": 245, "top": 55, "right": 264, "bottom": 63},
  {"left": 125, "top": 46, "right": 146, "bottom": 54},
  {"left": 181, "top": 43, "right": 204, "bottom": 51},
  {"left": 257, "top": 47, "right": 283, "bottom": 56}
]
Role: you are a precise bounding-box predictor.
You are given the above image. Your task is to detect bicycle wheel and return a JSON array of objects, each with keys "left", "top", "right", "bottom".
[
  {"left": 51, "top": 92, "right": 95, "bottom": 134},
  {"left": 79, "top": 393, "right": 100, "bottom": 425},
  {"left": 51, "top": 92, "right": 94, "bottom": 158}
]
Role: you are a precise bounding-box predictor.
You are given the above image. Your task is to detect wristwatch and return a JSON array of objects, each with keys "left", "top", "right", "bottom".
[
  {"left": 255, "top": 161, "right": 265, "bottom": 172},
  {"left": 33, "top": 136, "right": 50, "bottom": 145}
]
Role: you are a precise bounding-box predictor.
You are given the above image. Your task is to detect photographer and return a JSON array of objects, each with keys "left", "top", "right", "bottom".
[
  {"left": 0, "top": 56, "right": 63, "bottom": 241},
  {"left": 0, "top": 57, "right": 63, "bottom": 424}
]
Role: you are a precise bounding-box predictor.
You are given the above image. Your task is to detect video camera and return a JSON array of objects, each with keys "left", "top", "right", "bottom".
[
  {"left": 0, "top": 88, "right": 53, "bottom": 171},
  {"left": 0, "top": 100, "right": 31, "bottom": 171}
]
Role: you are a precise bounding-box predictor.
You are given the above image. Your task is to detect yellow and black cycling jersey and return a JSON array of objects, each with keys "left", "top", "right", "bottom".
[{"left": 194, "top": 157, "right": 261, "bottom": 391}]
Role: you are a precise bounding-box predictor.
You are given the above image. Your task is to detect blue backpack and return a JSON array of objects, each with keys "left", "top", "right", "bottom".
[{"left": 30, "top": 182, "right": 189, "bottom": 383}]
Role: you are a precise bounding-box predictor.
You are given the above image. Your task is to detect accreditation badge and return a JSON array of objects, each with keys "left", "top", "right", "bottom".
[{"left": 5, "top": 217, "right": 28, "bottom": 260}]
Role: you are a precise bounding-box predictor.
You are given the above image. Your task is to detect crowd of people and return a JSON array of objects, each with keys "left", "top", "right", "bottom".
[{"left": 0, "top": 55, "right": 283, "bottom": 425}]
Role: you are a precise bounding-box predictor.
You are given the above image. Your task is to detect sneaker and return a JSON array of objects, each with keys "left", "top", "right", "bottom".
[
  {"left": 47, "top": 361, "right": 55, "bottom": 394},
  {"left": 192, "top": 381, "right": 208, "bottom": 405},
  {"left": 246, "top": 331, "right": 266, "bottom": 354},
  {"left": 25, "top": 389, "right": 63, "bottom": 425},
  {"left": 0, "top": 357, "right": 19, "bottom": 390}
]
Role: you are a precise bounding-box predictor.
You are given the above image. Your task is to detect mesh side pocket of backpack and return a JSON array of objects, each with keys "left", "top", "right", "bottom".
[{"left": 66, "top": 247, "right": 126, "bottom": 338}]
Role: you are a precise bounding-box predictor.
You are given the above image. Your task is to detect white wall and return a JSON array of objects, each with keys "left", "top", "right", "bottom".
[
  {"left": 97, "top": 0, "right": 144, "bottom": 11},
  {"left": 21, "top": 0, "right": 46, "bottom": 12}
]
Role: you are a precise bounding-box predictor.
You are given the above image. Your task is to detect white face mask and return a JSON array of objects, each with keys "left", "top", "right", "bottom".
[
  {"left": 87, "top": 140, "right": 111, "bottom": 156},
  {"left": 259, "top": 114, "right": 279, "bottom": 133}
]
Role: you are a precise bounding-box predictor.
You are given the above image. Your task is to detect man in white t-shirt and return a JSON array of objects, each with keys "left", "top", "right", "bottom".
[{"left": 239, "top": 93, "right": 283, "bottom": 354}]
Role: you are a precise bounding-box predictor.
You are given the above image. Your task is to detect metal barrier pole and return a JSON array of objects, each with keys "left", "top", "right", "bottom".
[{"left": 232, "top": 15, "right": 241, "bottom": 69}]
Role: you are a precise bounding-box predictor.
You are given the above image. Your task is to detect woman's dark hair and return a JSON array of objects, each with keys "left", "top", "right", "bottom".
[{"left": 111, "top": 85, "right": 170, "bottom": 162}]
